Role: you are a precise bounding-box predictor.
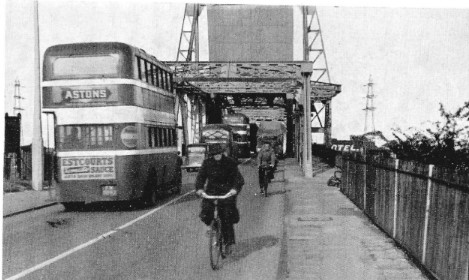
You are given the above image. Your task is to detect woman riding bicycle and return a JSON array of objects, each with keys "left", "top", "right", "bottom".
[
  {"left": 195, "top": 144, "right": 244, "bottom": 255},
  {"left": 257, "top": 142, "right": 276, "bottom": 194}
]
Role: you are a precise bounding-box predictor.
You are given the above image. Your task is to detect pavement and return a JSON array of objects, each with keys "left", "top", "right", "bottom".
[
  {"left": 2, "top": 158, "right": 429, "bottom": 280},
  {"left": 3, "top": 187, "right": 58, "bottom": 217},
  {"left": 282, "top": 158, "right": 428, "bottom": 280}
]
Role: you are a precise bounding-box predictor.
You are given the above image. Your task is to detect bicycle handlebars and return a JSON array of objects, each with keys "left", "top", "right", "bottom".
[
  {"left": 199, "top": 191, "right": 235, "bottom": 200},
  {"left": 258, "top": 165, "right": 274, "bottom": 168}
]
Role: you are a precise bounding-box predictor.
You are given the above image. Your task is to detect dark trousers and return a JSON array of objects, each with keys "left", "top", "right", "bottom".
[
  {"left": 258, "top": 166, "right": 274, "bottom": 188},
  {"left": 200, "top": 198, "right": 238, "bottom": 245}
]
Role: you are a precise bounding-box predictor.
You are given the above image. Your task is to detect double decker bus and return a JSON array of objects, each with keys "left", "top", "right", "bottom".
[
  {"left": 43, "top": 42, "right": 181, "bottom": 210},
  {"left": 222, "top": 113, "right": 250, "bottom": 158}
]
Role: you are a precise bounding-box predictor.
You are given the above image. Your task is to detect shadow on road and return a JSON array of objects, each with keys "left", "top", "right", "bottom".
[
  {"left": 227, "top": 235, "right": 279, "bottom": 262},
  {"left": 265, "top": 189, "right": 288, "bottom": 197},
  {"left": 61, "top": 190, "right": 191, "bottom": 213},
  {"left": 63, "top": 201, "right": 139, "bottom": 212}
]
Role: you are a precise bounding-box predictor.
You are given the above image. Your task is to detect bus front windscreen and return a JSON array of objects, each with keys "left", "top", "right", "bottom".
[{"left": 52, "top": 54, "right": 120, "bottom": 78}]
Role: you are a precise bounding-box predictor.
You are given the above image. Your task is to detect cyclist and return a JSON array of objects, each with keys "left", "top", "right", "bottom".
[
  {"left": 195, "top": 144, "right": 244, "bottom": 255},
  {"left": 257, "top": 141, "right": 276, "bottom": 194}
]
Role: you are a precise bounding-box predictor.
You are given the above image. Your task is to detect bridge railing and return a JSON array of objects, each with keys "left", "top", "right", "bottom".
[{"left": 338, "top": 152, "right": 469, "bottom": 280}]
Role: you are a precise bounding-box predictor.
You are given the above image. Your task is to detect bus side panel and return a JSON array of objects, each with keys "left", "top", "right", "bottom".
[
  {"left": 116, "top": 155, "right": 144, "bottom": 200},
  {"left": 136, "top": 152, "right": 179, "bottom": 196},
  {"left": 118, "top": 152, "right": 177, "bottom": 200}
]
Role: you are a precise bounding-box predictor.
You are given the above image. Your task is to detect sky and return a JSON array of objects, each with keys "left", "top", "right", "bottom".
[{"left": 2, "top": 0, "right": 469, "bottom": 146}]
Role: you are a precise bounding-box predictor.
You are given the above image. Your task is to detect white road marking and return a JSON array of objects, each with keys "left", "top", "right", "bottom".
[{"left": 5, "top": 191, "right": 194, "bottom": 280}]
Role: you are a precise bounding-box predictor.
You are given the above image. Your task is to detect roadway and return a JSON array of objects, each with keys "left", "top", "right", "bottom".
[{"left": 3, "top": 159, "right": 286, "bottom": 280}]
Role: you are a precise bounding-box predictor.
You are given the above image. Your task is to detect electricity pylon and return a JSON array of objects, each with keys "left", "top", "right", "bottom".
[{"left": 363, "top": 75, "right": 376, "bottom": 133}]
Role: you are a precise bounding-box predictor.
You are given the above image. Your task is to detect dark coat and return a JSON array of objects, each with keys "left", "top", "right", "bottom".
[
  {"left": 195, "top": 155, "right": 243, "bottom": 195},
  {"left": 257, "top": 148, "right": 276, "bottom": 167}
]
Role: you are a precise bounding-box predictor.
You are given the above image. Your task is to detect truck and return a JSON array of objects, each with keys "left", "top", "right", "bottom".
[
  {"left": 256, "top": 121, "right": 286, "bottom": 158},
  {"left": 182, "top": 124, "right": 238, "bottom": 172}
]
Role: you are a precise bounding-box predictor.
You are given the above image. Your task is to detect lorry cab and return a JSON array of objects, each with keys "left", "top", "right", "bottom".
[
  {"left": 182, "top": 124, "right": 239, "bottom": 173},
  {"left": 201, "top": 124, "right": 238, "bottom": 161}
]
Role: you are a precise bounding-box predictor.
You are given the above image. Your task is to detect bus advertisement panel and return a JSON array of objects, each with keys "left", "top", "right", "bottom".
[{"left": 60, "top": 156, "right": 116, "bottom": 181}]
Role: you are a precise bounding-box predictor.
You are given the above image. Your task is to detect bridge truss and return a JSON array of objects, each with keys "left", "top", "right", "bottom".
[
  {"left": 171, "top": 4, "right": 341, "bottom": 176},
  {"left": 168, "top": 61, "right": 341, "bottom": 152}
]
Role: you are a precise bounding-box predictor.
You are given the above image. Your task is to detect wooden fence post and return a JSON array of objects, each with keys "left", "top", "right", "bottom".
[
  {"left": 393, "top": 159, "right": 399, "bottom": 239},
  {"left": 422, "top": 164, "right": 434, "bottom": 265},
  {"left": 465, "top": 253, "right": 468, "bottom": 280},
  {"left": 363, "top": 157, "right": 367, "bottom": 212},
  {"left": 346, "top": 159, "right": 350, "bottom": 194},
  {"left": 465, "top": 250, "right": 468, "bottom": 280}
]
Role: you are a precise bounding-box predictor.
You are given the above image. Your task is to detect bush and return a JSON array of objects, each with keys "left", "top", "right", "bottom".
[{"left": 387, "top": 101, "right": 469, "bottom": 170}]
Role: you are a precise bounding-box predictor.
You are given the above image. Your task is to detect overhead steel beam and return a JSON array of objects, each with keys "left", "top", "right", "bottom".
[
  {"left": 225, "top": 95, "right": 286, "bottom": 108},
  {"left": 167, "top": 61, "right": 341, "bottom": 100},
  {"left": 182, "top": 77, "right": 299, "bottom": 82},
  {"left": 189, "top": 81, "right": 298, "bottom": 94},
  {"left": 165, "top": 61, "right": 306, "bottom": 80}
]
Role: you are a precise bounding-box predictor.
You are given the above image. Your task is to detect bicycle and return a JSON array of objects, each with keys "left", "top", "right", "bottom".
[
  {"left": 327, "top": 168, "right": 342, "bottom": 187},
  {"left": 258, "top": 165, "right": 273, "bottom": 197},
  {"left": 199, "top": 191, "right": 235, "bottom": 270}
]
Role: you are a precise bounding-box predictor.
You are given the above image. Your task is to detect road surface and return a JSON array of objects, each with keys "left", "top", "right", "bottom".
[{"left": 3, "top": 159, "right": 286, "bottom": 280}]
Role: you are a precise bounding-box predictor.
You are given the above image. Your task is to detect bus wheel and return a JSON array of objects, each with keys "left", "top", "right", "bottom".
[
  {"left": 142, "top": 169, "right": 159, "bottom": 207},
  {"left": 62, "top": 202, "right": 84, "bottom": 212},
  {"left": 144, "top": 188, "right": 158, "bottom": 207},
  {"left": 173, "top": 180, "right": 182, "bottom": 194}
]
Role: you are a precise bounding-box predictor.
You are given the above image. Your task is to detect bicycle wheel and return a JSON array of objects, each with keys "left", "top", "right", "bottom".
[{"left": 209, "top": 219, "right": 223, "bottom": 270}]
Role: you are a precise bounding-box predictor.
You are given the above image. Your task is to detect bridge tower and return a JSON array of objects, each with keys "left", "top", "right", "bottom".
[
  {"left": 175, "top": 4, "right": 208, "bottom": 148},
  {"left": 176, "top": 4, "right": 201, "bottom": 62},
  {"left": 303, "top": 6, "right": 333, "bottom": 146}
]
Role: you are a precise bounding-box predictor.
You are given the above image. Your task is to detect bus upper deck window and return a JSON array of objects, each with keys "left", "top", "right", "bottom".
[
  {"left": 164, "top": 72, "right": 169, "bottom": 91},
  {"left": 144, "top": 60, "right": 150, "bottom": 83},
  {"left": 160, "top": 69, "right": 166, "bottom": 90},
  {"left": 52, "top": 54, "right": 119, "bottom": 78},
  {"left": 169, "top": 73, "right": 173, "bottom": 92},
  {"left": 150, "top": 64, "right": 156, "bottom": 86},
  {"left": 155, "top": 67, "right": 160, "bottom": 87}
]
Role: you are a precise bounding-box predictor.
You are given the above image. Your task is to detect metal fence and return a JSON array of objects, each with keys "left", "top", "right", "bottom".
[
  {"left": 4, "top": 147, "right": 55, "bottom": 187},
  {"left": 339, "top": 152, "right": 469, "bottom": 280}
]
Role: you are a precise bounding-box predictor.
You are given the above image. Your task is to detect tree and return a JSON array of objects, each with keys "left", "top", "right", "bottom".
[{"left": 387, "top": 101, "right": 469, "bottom": 170}]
